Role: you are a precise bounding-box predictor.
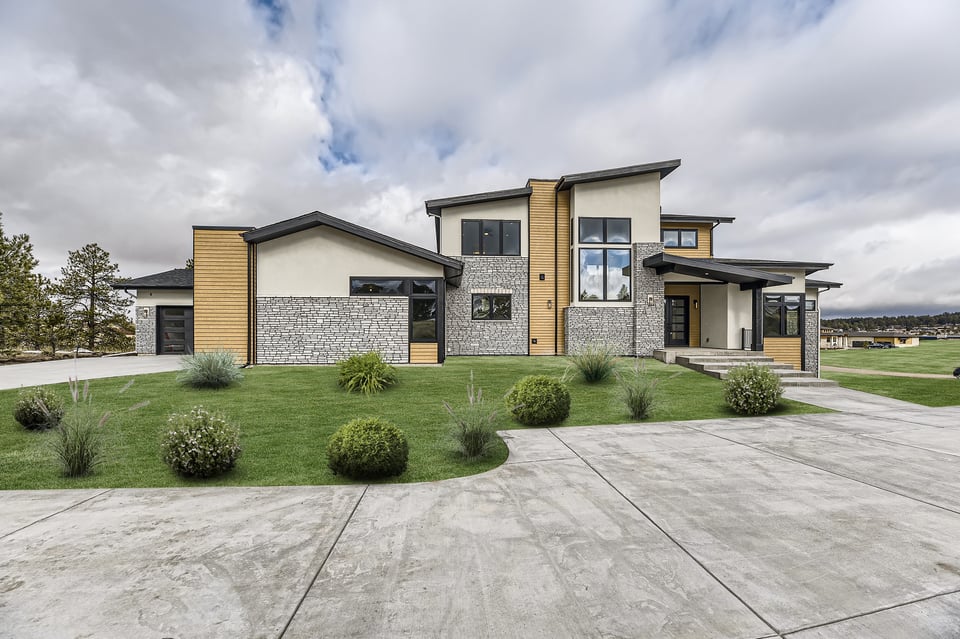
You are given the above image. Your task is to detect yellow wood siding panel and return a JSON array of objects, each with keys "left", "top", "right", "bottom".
[
  {"left": 664, "top": 284, "right": 701, "bottom": 347},
  {"left": 764, "top": 337, "right": 802, "bottom": 369},
  {"left": 528, "top": 180, "right": 559, "bottom": 355},
  {"left": 556, "top": 189, "right": 570, "bottom": 354},
  {"left": 661, "top": 223, "right": 713, "bottom": 258},
  {"left": 409, "top": 343, "right": 438, "bottom": 364},
  {"left": 193, "top": 228, "right": 249, "bottom": 360}
]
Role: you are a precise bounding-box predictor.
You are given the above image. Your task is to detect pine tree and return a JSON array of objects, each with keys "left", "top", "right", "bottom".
[
  {"left": 0, "top": 213, "right": 40, "bottom": 353},
  {"left": 54, "top": 243, "right": 132, "bottom": 351}
]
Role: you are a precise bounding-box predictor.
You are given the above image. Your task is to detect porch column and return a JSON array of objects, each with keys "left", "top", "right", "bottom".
[{"left": 750, "top": 286, "right": 764, "bottom": 352}]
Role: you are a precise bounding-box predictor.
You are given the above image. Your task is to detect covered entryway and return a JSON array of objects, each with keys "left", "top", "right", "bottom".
[
  {"left": 157, "top": 306, "right": 194, "bottom": 354},
  {"left": 664, "top": 296, "right": 689, "bottom": 346}
]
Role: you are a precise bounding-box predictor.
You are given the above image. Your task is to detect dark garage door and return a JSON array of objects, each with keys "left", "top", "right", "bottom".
[{"left": 157, "top": 306, "right": 194, "bottom": 354}]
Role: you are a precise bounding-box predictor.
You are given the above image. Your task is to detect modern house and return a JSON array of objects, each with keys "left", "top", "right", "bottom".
[{"left": 116, "top": 159, "right": 840, "bottom": 374}]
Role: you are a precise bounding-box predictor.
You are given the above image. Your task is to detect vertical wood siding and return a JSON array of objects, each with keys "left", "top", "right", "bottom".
[
  {"left": 193, "top": 229, "right": 249, "bottom": 360},
  {"left": 528, "top": 180, "right": 558, "bottom": 355},
  {"left": 556, "top": 189, "right": 570, "bottom": 354}
]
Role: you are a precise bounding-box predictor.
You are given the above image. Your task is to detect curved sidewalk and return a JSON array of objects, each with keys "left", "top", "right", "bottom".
[{"left": 823, "top": 365, "right": 956, "bottom": 380}]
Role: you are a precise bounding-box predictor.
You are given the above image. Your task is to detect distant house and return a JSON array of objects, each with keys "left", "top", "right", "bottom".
[
  {"left": 820, "top": 330, "right": 920, "bottom": 349},
  {"left": 115, "top": 159, "right": 840, "bottom": 374}
]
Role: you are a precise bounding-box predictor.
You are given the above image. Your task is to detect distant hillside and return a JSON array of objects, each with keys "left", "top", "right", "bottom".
[{"left": 822, "top": 312, "right": 960, "bottom": 331}]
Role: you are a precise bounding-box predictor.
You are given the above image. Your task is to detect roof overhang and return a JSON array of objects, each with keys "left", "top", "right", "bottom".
[
  {"left": 111, "top": 268, "right": 194, "bottom": 290},
  {"left": 424, "top": 187, "right": 532, "bottom": 218},
  {"left": 243, "top": 211, "right": 464, "bottom": 284},
  {"left": 643, "top": 253, "right": 793, "bottom": 290},
  {"left": 806, "top": 279, "right": 843, "bottom": 289},
  {"left": 713, "top": 258, "right": 833, "bottom": 276},
  {"left": 556, "top": 159, "right": 681, "bottom": 192},
  {"left": 661, "top": 214, "right": 735, "bottom": 225}
]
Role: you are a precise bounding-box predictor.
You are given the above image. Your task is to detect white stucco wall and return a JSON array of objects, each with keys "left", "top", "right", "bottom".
[
  {"left": 438, "top": 198, "right": 529, "bottom": 257},
  {"left": 763, "top": 269, "right": 806, "bottom": 294},
  {"left": 257, "top": 226, "right": 445, "bottom": 297},
  {"left": 699, "top": 285, "right": 728, "bottom": 348},
  {"left": 569, "top": 172, "right": 661, "bottom": 243},
  {"left": 135, "top": 289, "right": 193, "bottom": 307},
  {"left": 727, "top": 287, "right": 753, "bottom": 349}
]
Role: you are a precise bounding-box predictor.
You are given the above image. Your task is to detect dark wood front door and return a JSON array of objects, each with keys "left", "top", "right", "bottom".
[
  {"left": 157, "top": 306, "right": 194, "bottom": 354},
  {"left": 664, "top": 296, "right": 689, "bottom": 346}
]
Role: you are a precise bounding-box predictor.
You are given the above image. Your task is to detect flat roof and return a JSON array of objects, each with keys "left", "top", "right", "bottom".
[
  {"left": 713, "top": 258, "right": 833, "bottom": 276},
  {"left": 555, "top": 159, "right": 681, "bottom": 192},
  {"left": 112, "top": 268, "right": 193, "bottom": 290},
  {"left": 424, "top": 187, "right": 532, "bottom": 217},
  {"left": 806, "top": 279, "right": 843, "bottom": 289},
  {"left": 661, "top": 214, "right": 735, "bottom": 225},
  {"left": 643, "top": 253, "right": 793, "bottom": 289}
]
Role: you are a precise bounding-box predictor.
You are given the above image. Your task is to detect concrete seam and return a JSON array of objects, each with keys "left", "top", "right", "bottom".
[
  {"left": 780, "top": 585, "right": 960, "bottom": 636},
  {"left": 860, "top": 433, "right": 960, "bottom": 460},
  {"left": 545, "top": 428, "right": 784, "bottom": 638},
  {"left": 0, "top": 488, "right": 113, "bottom": 541},
  {"left": 277, "top": 484, "right": 369, "bottom": 639}
]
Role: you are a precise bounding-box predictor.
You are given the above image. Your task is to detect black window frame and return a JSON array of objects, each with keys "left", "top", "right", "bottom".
[
  {"left": 471, "top": 293, "right": 512, "bottom": 321},
  {"left": 805, "top": 299, "right": 817, "bottom": 312},
  {"left": 763, "top": 294, "right": 803, "bottom": 337},
  {"left": 578, "top": 247, "right": 632, "bottom": 302},
  {"left": 348, "top": 277, "right": 442, "bottom": 344},
  {"left": 460, "top": 219, "right": 521, "bottom": 256},
  {"left": 661, "top": 228, "right": 698, "bottom": 249},
  {"left": 578, "top": 217, "right": 631, "bottom": 244},
  {"left": 349, "top": 278, "right": 407, "bottom": 296}
]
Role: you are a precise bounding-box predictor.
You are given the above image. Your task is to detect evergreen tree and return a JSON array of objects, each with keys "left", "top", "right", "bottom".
[
  {"left": 0, "top": 213, "right": 40, "bottom": 353},
  {"left": 54, "top": 243, "right": 131, "bottom": 351}
]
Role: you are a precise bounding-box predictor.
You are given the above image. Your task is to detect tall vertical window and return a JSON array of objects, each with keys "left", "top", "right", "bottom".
[
  {"left": 763, "top": 294, "right": 802, "bottom": 336},
  {"left": 579, "top": 249, "right": 631, "bottom": 301},
  {"left": 461, "top": 220, "right": 520, "bottom": 256}
]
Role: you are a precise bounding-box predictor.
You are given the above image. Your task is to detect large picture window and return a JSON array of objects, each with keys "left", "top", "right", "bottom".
[
  {"left": 461, "top": 220, "right": 521, "bottom": 256},
  {"left": 662, "top": 229, "right": 698, "bottom": 248},
  {"left": 349, "top": 277, "right": 441, "bottom": 343},
  {"left": 579, "top": 218, "right": 630, "bottom": 244},
  {"left": 579, "top": 249, "right": 631, "bottom": 301},
  {"left": 764, "top": 294, "right": 802, "bottom": 337},
  {"left": 471, "top": 294, "right": 512, "bottom": 320}
]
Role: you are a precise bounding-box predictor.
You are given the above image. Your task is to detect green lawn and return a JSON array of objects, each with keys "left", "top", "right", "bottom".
[
  {"left": 0, "top": 357, "right": 827, "bottom": 489},
  {"left": 821, "top": 339, "right": 960, "bottom": 374},
  {"left": 822, "top": 372, "right": 960, "bottom": 407}
]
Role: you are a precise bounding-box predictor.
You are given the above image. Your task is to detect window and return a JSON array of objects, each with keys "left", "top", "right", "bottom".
[
  {"left": 805, "top": 299, "right": 817, "bottom": 312},
  {"left": 662, "top": 229, "right": 698, "bottom": 248},
  {"left": 461, "top": 220, "right": 520, "bottom": 256},
  {"left": 579, "top": 218, "right": 630, "bottom": 244},
  {"left": 471, "top": 294, "right": 512, "bottom": 320},
  {"left": 350, "top": 279, "right": 405, "bottom": 295},
  {"left": 764, "top": 294, "right": 802, "bottom": 337},
  {"left": 410, "top": 298, "right": 437, "bottom": 341},
  {"left": 349, "top": 278, "right": 440, "bottom": 343},
  {"left": 579, "top": 248, "right": 631, "bottom": 301}
]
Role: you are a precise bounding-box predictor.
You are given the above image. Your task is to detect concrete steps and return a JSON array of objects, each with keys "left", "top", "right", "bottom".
[{"left": 656, "top": 349, "right": 839, "bottom": 388}]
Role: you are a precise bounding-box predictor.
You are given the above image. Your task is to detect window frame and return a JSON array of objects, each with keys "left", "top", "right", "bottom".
[
  {"left": 805, "top": 299, "right": 817, "bottom": 312},
  {"left": 578, "top": 247, "right": 632, "bottom": 302},
  {"left": 578, "top": 217, "right": 631, "bottom": 245},
  {"left": 763, "top": 294, "right": 803, "bottom": 337},
  {"left": 661, "top": 228, "right": 698, "bottom": 249},
  {"left": 348, "top": 277, "right": 442, "bottom": 344},
  {"left": 460, "top": 219, "right": 521, "bottom": 256},
  {"left": 471, "top": 293, "right": 512, "bottom": 321}
]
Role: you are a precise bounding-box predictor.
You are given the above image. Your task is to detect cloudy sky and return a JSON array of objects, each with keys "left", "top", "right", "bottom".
[{"left": 1, "top": 0, "right": 958, "bottom": 317}]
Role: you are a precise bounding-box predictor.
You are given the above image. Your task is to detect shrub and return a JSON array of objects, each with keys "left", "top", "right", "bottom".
[
  {"left": 52, "top": 404, "right": 106, "bottom": 477},
  {"left": 568, "top": 343, "right": 618, "bottom": 383},
  {"left": 617, "top": 362, "right": 659, "bottom": 420},
  {"left": 505, "top": 375, "right": 571, "bottom": 426},
  {"left": 723, "top": 364, "right": 784, "bottom": 415},
  {"left": 327, "top": 417, "right": 408, "bottom": 479},
  {"left": 337, "top": 351, "right": 398, "bottom": 395},
  {"left": 161, "top": 407, "right": 242, "bottom": 478},
  {"left": 177, "top": 350, "right": 243, "bottom": 389},
  {"left": 443, "top": 372, "right": 501, "bottom": 459},
  {"left": 13, "top": 386, "right": 65, "bottom": 430}
]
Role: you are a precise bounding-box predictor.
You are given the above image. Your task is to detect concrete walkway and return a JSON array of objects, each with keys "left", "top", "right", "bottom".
[
  {"left": 823, "top": 365, "right": 957, "bottom": 380},
  {"left": 4, "top": 403, "right": 960, "bottom": 637},
  {"left": 0, "top": 355, "right": 182, "bottom": 390}
]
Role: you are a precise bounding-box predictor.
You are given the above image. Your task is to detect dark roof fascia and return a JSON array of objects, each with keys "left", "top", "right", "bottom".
[
  {"left": 643, "top": 253, "right": 793, "bottom": 290},
  {"left": 713, "top": 258, "right": 833, "bottom": 275},
  {"left": 806, "top": 279, "right": 843, "bottom": 289},
  {"left": 556, "top": 159, "right": 681, "bottom": 192},
  {"left": 424, "top": 187, "right": 532, "bottom": 217},
  {"left": 242, "top": 211, "right": 463, "bottom": 272},
  {"left": 192, "top": 225, "right": 256, "bottom": 231},
  {"left": 111, "top": 268, "right": 194, "bottom": 290},
  {"left": 661, "top": 214, "right": 735, "bottom": 225},
  {"left": 842, "top": 331, "right": 915, "bottom": 339}
]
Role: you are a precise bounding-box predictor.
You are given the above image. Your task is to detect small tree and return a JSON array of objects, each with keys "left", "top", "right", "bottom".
[
  {"left": 54, "top": 243, "right": 132, "bottom": 351},
  {"left": 0, "top": 213, "right": 40, "bottom": 353}
]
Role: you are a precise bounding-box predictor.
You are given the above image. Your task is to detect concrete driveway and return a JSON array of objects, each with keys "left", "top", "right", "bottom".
[
  {"left": 3, "top": 404, "right": 960, "bottom": 637},
  {"left": 0, "top": 355, "right": 182, "bottom": 390}
]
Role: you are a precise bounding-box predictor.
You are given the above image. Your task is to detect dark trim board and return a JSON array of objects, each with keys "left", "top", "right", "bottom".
[
  {"left": 425, "top": 187, "right": 532, "bottom": 217},
  {"left": 556, "top": 159, "right": 681, "bottom": 191}
]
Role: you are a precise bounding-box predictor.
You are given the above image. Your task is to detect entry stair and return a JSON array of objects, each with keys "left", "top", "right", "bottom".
[{"left": 654, "top": 349, "right": 838, "bottom": 388}]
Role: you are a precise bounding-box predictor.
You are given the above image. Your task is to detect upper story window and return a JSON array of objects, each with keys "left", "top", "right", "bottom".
[
  {"left": 579, "top": 248, "right": 631, "bottom": 301},
  {"left": 579, "top": 218, "right": 630, "bottom": 244},
  {"left": 662, "top": 229, "right": 698, "bottom": 248},
  {"left": 461, "top": 220, "right": 520, "bottom": 256},
  {"left": 764, "top": 294, "right": 802, "bottom": 337}
]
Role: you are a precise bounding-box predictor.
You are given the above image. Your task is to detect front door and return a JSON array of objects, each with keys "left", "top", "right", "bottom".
[
  {"left": 664, "top": 296, "right": 689, "bottom": 346},
  {"left": 157, "top": 306, "right": 194, "bottom": 354}
]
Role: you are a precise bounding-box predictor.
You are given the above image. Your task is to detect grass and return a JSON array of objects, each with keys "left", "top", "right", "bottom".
[
  {"left": 0, "top": 357, "right": 828, "bottom": 489},
  {"left": 821, "top": 339, "right": 960, "bottom": 375},
  {"left": 822, "top": 372, "right": 960, "bottom": 407}
]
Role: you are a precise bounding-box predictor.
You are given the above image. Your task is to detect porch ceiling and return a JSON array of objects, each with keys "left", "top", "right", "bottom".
[{"left": 643, "top": 253, "right": 793, "bottom": 290}]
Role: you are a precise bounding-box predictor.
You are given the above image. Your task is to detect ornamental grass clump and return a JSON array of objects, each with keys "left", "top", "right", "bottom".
[
  {"left": 161, "top": 407, "right": 242, "bottom": 478},
  {"left": 443, "top": 372, "right": 502, "bottom": 459},
  {"left": 616, "top": 361, "right": 659, "bottom": 420},
  {"left": 505, "top": 375, "right": 571, "bottom": 426},
  {"left": 51, "top": 378, "right": 109, "bottom": 477},
  {"left": 327, "top": 417, "right": 408, "bottom": 479},
  {"left": 723, "top": 364, "right": 783, "bottom": 416},
  {"left": 568, "top": 343, "right": 619, "bottom": 383},
  {"left": 337, "top": 351, "right": 398, "bottom": 395},
  {"left": 177, "top": 349, "right": 243, "bottom": 389},
  {"left": 13, "top": 386, "right": 65, "bottom": 430}
]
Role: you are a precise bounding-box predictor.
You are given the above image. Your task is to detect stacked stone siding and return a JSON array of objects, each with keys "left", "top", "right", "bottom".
[
  {"left": 804, "top": 309, "right": 819, "bottom": 375},
  {"left": 445, "top": 256, "right": 528, "bottom": 356},
  {"left": 632, "top": 242, "right": 666, "bottom": 357},
  {"left": 135, "top": 306, "right": 156, "bottom": 354},
  {"left": 257, "top": 297, "right": 408, "bottom": 364},
  {"left": 564, "top": 307, "right": 635, "bottom": 355}
]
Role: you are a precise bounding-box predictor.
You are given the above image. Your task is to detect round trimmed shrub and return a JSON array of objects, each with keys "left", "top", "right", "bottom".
[
  {"left": 13, "top": 386, "right": 65, "bottom": 430},
  {"left": 161, "top": 407, "right": 241, "bottom": 478},
  {"left": 327, "top": 417, "right": 409, "bottom": 480},
  {"left": 505, "top": 375, "right": 571, "bottom": 426},
  {"left": 723, "top": 364, "right": 784, "bottom": 415}
]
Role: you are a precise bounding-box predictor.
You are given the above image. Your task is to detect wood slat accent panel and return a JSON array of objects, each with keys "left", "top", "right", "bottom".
[
  {"left": 664, "top": 283, "right": 701, "bottom": 347},
  {"left": 193, "top": 228, "right": 249, "bottom": 360},
  {"left": 661, "top": 223, "right": 713, "bottom": 258},
  {"left": 528, "top": 180, "right": 559, "bottom": 355},
  {"left": 556, "top": 189, "right": 570, "bottom": 354},
  {"left": 764, "top": 337, "right": 801, "bottom": 370},
  {"left": 409, "top": 343, "right": 438, "bottom": 364}
]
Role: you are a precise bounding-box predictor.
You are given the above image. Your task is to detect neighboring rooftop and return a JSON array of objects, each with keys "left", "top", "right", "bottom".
[{"left": 112, "top": 268, "right": 193, "bottom": 290}]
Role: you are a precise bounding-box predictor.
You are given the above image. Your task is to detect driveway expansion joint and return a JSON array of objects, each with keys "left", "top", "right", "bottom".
[{"left": 0, "top": 488, "right": 113, "bottom": 541}]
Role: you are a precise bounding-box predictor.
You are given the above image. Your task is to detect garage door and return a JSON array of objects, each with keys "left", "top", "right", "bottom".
[{"left": 157, "top": 306, "right": 194, "bottom": 354}]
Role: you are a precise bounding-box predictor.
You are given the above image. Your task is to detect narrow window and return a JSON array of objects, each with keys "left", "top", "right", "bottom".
[
  {"left": 461, "top": 220, "right": 481, "bottom": 255},
  {"left": 350, "top": 279, "right": 405, "bottom": 295},
  {"left": 662, "top": 229, "right": 680, "bottom": 247}
]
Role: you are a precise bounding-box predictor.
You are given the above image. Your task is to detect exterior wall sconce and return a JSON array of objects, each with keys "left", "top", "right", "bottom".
[
  {"left": 647, "top": 294, "right": 655, "bottom": 305},
  {"left": 547, "top": 300, "right": 553, "bottom": 309},
  {"left": 694, "top": 299, "right": 699, "bottom": 309}
]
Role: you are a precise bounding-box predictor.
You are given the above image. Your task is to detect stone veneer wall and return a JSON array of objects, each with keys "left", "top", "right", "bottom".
[
  {"left": 256, "top": 297, "right": 408, "bottom": 364},
  {"left": 445, "top": 256, "right": 528, "bottom": 356},
  {"left": 632, "top": 242, "right": 666, "bottom": 357},
  {"left": 135, "top": 306, "right": 156, "bottom": 354},
  {"left": 564, "top": 307, "right": 635, "bottom": 355},
  {"left": 804, "top": 309, "right": 819, "bottom": 375}
]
